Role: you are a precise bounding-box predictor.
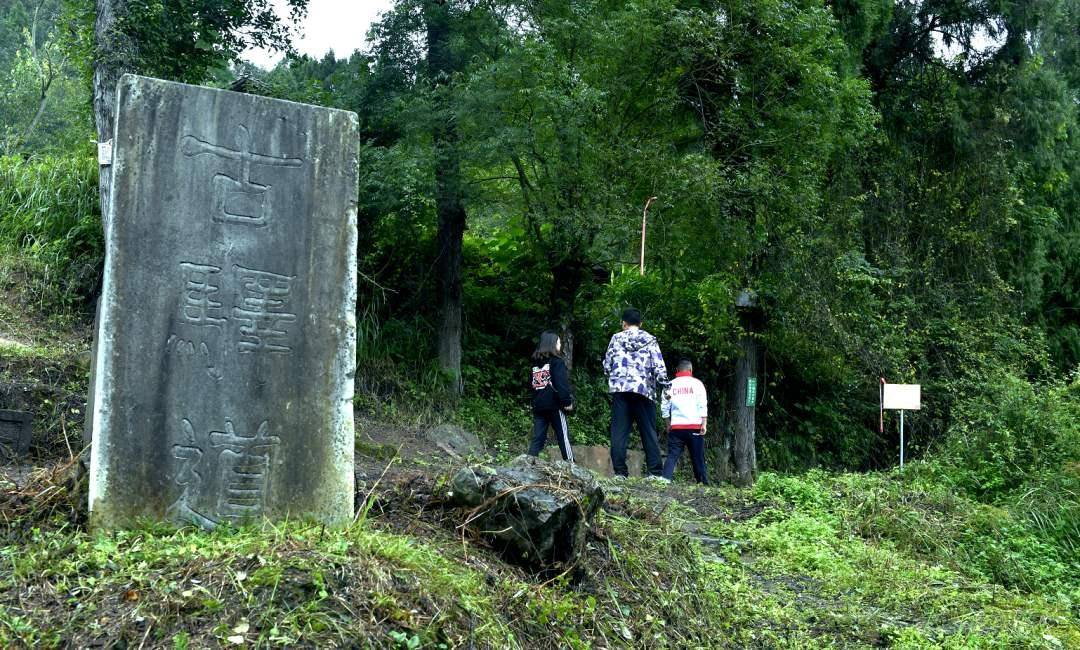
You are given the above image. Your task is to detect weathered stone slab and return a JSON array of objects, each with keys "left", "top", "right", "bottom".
[
  {"left": 89, "top": 75, "right": 358, "bottom": 528},
  {"left": 545, "top": 445, "right": 645, "bottom": 478},
  {"left": 0, "top": 409, "right": 32, "bottom": 459}
]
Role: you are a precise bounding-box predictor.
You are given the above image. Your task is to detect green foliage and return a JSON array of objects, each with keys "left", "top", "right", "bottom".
[
  {"left": 0, "top": 0, "right": 92, "bottom": 154},
  {"left": 937, "top": 371, "right": 1080, "bottom": 500},
  {"left": 330, "top": 0, "right": 1080, "bottom": 487},
  {"left": 0, "top": 0, "right": 1076, "bottom": 642},
  {"left": 752, "top": 468, "right": 1080, "bottom": 606},
  {"left": 0, "top": 153, "right": 102, "bottom": 307},
  {"left": 262, "top": 51, "right": 376, "bottom": 116},
  {"left": 1, "top": 0, "right": 1076, "bottom": 502},
  {"left": 16, "top": 468, "right": 1071, "bottom": 648},
  {"left": 111, "top": 0, "right": 309, "bottom": 85}
]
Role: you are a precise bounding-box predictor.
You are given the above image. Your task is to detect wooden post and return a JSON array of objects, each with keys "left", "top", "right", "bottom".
[{"left": 731, "top": 289, "right": 761, "bottom": 487}]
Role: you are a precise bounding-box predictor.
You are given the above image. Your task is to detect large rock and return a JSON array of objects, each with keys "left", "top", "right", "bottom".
[
  {"left": 88, "top": 75, "right": 358, "bottom": 529},
  {"left": 545, "top": 445, "right": 645, "bottom": 478},
  {"left": 449, "top": 455, "right": 603, "bottom": 568},
  {"left": 423, "top": 423, "right": 486, "bottom": 458}
]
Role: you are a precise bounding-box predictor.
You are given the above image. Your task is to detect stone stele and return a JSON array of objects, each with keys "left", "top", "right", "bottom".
[{"left": 88, "top": 75, "right": 358, "bottom": 529}]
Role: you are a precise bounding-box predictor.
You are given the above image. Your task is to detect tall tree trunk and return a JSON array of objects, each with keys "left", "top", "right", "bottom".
[
  {"left": 86, "top": 0, "right": 133, "bottom": 448},
  {"left": 728, "top": 290, "right": 763, "bottom": 486},
  {"left": 19, "top": 84, "right": 51, "bottom": 147},
  {"left": 435, "top": 165, "right": 465, "bottom": 395},
  {"left": 712, "top": 391, "right": 735, "bottom": 484},
  {"left": 731, "top": 329, "right": 760, "bottom": 487},
  {"left": 425, "top": 0, "right": 465, "bottom": 396},
  {"left": 93, "top": 0, "right": 133, "bottom": 228},
  {"left": 16, "top": 0, "right": 51, "bottom": 150}
]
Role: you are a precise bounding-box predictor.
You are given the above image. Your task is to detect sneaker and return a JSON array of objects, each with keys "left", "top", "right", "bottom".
[
  {"left": 646, "top": 475, "right": 671, "bottom": 483},
  {"left": 612, "top": 474, "right": 628, "bottom": 481}
]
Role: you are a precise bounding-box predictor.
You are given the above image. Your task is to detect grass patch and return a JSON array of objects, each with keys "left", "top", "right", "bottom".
[
  {"left": 0, "top": 522, "right": 516, "bottom": 648},
  {"left": 0, "top": 154, "right": 102, "bottom": 308},
  {"left": 1, "top": 454, "right": 1076, "bottom": 647},
  {"left": 0, "top": 338, "right": 89, "bottom": 461},
  {"left": 0, "top": 510, "right": 735, "bottom": 648}
]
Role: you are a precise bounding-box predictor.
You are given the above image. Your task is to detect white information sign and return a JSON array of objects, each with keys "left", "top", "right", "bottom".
[
  {"left": 97, "top": 140, "right": 113, "bottom": 166},
  {"left": 883, "top": 384, "right": 921, "bottom": 410}
]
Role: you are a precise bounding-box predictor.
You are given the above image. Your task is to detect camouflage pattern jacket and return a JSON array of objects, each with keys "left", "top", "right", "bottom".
[{"left": 602, "top": 327, "right": 669, "bottom": 401}]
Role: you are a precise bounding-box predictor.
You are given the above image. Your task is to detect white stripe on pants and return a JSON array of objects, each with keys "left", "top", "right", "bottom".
[{"left": 558, "top": 410, "right": 574, "bottom": 464}]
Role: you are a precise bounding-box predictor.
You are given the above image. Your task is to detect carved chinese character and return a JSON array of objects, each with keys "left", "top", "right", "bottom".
[
  {"left": 166, "top": 419, "right": 217, "bottom": 528},
  {"left": 180, "top": 124, "right": 303, "bottom": 227},
  {"left": 167, "top": 335, "right": 224, "bottom": 381},
  {"left": 232, "top": 265, "right": 298, "bottom": 354},
  {"left": 209, "top": 420, "right": 281, "bottom": 522},
  {"left": 179, "top": 262, "right": 226, "bottom": 327}
]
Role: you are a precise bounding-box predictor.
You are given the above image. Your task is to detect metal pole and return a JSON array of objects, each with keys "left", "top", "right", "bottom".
[
  {"left": 640, "top": 196, "right": 657, "bottom": 275},
  {"left": 899, "top": 409, "right": 905, "bottom": 468}
]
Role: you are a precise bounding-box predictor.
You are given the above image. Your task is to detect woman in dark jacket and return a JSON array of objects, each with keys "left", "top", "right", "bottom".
[{"left": 527, "top": 331, "right": 575, "bottom": 462}]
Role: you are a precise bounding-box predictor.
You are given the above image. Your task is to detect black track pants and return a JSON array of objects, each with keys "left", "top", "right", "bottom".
[
  {"left": 527, "top": 409, "right": 574, "bottom": 462},
  {"left": 662, "top": 429, "right": 709, "bottom": 484},
  {"left": 609, "top": 392, "right": 663, "bottom": 476}
]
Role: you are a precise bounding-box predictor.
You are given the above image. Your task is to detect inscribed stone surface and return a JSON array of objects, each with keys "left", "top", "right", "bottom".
[{"left": 88, "top": 75, "right": 357, "bottom": 528}]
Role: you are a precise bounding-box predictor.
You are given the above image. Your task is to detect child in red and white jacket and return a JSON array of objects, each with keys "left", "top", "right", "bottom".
[{"left": 660, "top": 359, "right": 709, "bottom": 484}]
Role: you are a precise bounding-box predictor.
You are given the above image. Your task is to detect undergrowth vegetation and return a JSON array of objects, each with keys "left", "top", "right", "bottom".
[
  {"left": 0, "top": 152, "right": 102, "bottom": 314},
  {"left": 0, "top": 463, "right": 1076, "bottom": 648}
]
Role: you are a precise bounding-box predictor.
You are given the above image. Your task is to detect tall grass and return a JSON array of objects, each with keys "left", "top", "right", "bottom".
[
  {"left": 353, "top": 282, "right": 448, "bottom": 421},
  {"left": 0, "top": 153, "right": 103, "bottom": 308}
]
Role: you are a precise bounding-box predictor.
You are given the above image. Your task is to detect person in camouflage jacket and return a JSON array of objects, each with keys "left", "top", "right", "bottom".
[{"left": 603, "top": 308, "right": 669, "bottom": 477}]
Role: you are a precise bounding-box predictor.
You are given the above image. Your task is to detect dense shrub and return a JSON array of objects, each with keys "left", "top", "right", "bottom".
[
  {"left": 753, "top": 469, "right": 1080, "bottom": 604},
  {"left": 937, "top": 371, "right": 1080, "bottom": 501}
]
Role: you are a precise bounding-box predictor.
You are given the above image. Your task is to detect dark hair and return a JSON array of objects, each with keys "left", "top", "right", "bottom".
[
  {"left": 677, "top": 359, "right": 693, "bottom": 372},
  {"left": 532, "top": 331, "right": 562, "bottom": 360},
  {"left": 621, "top": 308, "right": 642, "bottom": 326}
]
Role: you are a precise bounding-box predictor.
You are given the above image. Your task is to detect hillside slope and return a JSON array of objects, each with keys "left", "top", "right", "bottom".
[{"left": 0, "top": 280, "right": 1076, "bottom": 648}]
